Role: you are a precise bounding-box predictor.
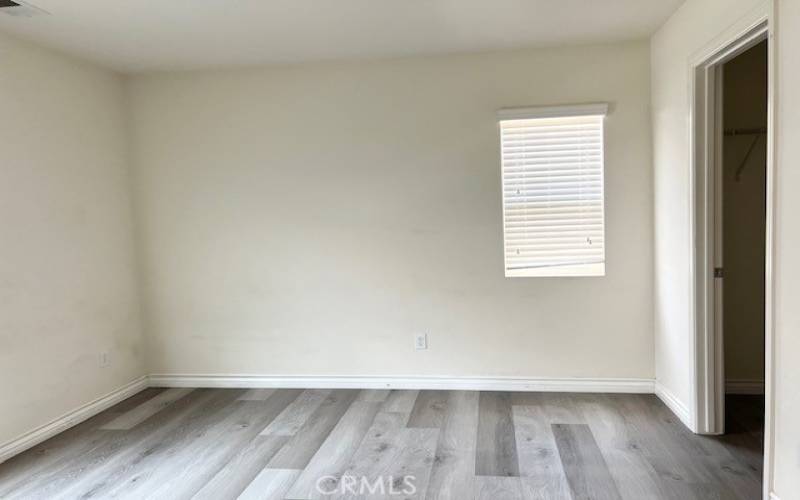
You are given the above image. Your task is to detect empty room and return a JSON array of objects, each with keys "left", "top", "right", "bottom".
[{"left": 0, "top": 1, "right": 798, "bottom": 499}]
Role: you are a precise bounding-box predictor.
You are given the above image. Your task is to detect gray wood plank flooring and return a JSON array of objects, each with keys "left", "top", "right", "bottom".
[
  {"left": 261, "top": 389, "right": 331, "bottom": 437},
  {"left": 552, "top": 423, "right": 622, "bottom": 500},
  {"left": 0, "top": 390, "right": 763, "bottom": 499},
  {"left": 426, "top": 391, "right": 479, "bottom": 500},
  {"left": 512, "top": 404, "right": 571, "bottom": 498},
  {"left": 476, "top": 391, "right": 520, "bottom": 477},
  {"left": 267, "top": 390, "right": 360, "bottom": 470},
  {"left": 99, "top": 388, "right": 194, "bottom": 430},
  {"left": 286, "top": 401, "right": 382, "bottom": 500},
  {"left": 407, "top": 391, "right": 448, "bottom": 429}
]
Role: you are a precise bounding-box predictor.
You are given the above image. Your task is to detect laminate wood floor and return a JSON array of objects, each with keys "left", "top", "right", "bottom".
[{"left": 0, "top": 390, "right": 763, "bottom": 499}]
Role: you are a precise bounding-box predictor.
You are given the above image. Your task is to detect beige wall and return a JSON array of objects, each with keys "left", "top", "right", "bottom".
[
  {"left": 128, "top": 42, "right": 655, "bottom": 380},
  {"left": 650, "top": 0, "right": 767, "bottom": 418},
  {"left": 722, "top": 42, "right": 767, "bottom": 386},
  {"left": 0, "top": 33, "right": 144, "bottom": 447},
  {"left": 773, "top": 0, "right": 800, "bottom": 496}
]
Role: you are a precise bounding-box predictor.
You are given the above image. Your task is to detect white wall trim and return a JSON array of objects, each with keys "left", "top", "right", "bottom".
[
  {"left": 769, "top": 492, "right": 780, "bottom": 500},
  {"left": 725, "top": 379, "right": 765, "bottom": 395},
  {"left": 689, "top": 12, "right": 772, "bottom": 436},
  {"left": 0, "top": 376, "right": 148, "bottom": 464},
  {"left": 496, "top": 102, "right": 609, "bottom": 120},
  {"left": 148, "top": 374, "right": 654, "bottom": 393},
  {"left": 655, "top": 381, "right": 693, "bottom": 430}
]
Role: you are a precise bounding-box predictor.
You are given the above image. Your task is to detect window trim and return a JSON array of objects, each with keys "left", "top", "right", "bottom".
[
  {"left": 497, "top": 103, "right": 609, "bottom": 278},
  {"left": 497, "top": 103, "right": 608, "bottom": 121}
]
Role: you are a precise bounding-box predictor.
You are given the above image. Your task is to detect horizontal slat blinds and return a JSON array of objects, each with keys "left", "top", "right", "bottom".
[{"left": 499, "top": 108, "right": 606, "bottom": 277}]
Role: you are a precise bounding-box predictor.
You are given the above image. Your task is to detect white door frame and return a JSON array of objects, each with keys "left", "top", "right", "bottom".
[{"left": 688, "top": 2, "right": 775, "bottom": 497}]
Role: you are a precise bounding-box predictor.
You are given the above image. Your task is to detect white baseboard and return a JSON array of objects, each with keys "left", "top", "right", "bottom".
[
  {"left": 654, "top": 381, "right": 693, "bottom": 430},
  {"left": 0, "top": 376, "right": 148, "bottom": 464},
  {"left": 148, "top": 374, "right": 655, "bottom": 394},
  {"left": 726, "top": 379, "right": 765, "bottom": 395}
]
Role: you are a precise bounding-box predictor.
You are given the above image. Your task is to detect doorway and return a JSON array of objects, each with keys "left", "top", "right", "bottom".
[
  {"left": 720, "top": 38, "right": 768, "bottom": 474},
  {"left": 690, "top": 15, "right": 774, "bottom": 496}
]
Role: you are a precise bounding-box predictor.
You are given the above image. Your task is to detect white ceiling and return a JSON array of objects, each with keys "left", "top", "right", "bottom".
[{"left": 0, "top": 0, "right": 685, "bottom": 73}]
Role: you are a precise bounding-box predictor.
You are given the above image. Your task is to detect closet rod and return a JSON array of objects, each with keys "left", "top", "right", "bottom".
[{"left": 724, "top": 127, "right": 767, "bottom": 136}]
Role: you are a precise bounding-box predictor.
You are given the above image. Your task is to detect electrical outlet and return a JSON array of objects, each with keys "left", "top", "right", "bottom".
[
  {"left": 99, "top": 351, "right": 109, "bottom": 368},
  {"left": 414, "top": 333, "right": 427, "bottom": 350}
]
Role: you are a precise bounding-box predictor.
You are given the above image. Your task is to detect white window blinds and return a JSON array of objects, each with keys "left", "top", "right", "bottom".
[{"left": 498, "top": 104, "right": 607, "bottom": 277}]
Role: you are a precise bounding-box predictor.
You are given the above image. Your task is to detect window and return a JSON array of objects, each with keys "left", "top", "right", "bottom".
[{"left": 498, "top": 104, "right": 607, "bottom": 277}]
